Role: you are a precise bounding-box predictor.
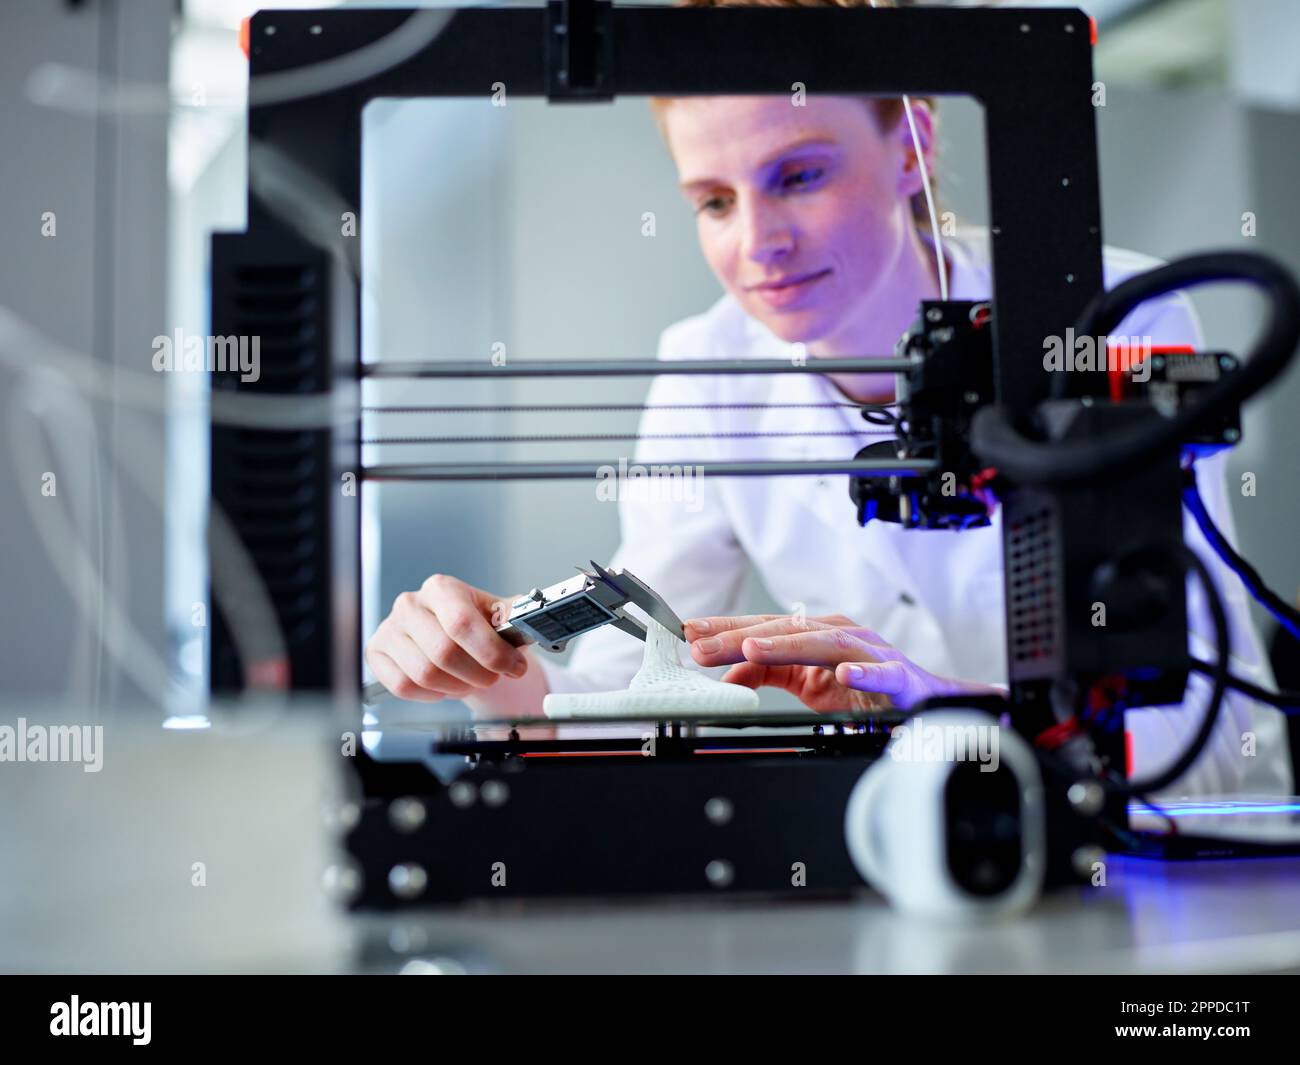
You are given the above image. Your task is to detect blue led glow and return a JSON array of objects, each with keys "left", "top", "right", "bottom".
[{"left": 1128, "top": 801, "right": 1300, "bottom": 817}]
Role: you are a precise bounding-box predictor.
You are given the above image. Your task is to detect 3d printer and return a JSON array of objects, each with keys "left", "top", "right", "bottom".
[{"left": 208, "top": 3, "right": 1300, "bottom": 911}]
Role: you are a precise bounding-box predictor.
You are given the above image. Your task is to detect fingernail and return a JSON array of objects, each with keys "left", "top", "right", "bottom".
[
  {"left": 688, "top": 619, "right": 712, "bottom": 634},
  {"left": 751, "top": 638, "right": 773, "bottom": 650},
  {"left": 509, "top": 658, "right": 528, "bottom": 677},
  {"left": 847, "top": 664, "right": 865, "bottom": 678},
  {"left": 695, "top": 637, "right": 721, "bottom": 654}
]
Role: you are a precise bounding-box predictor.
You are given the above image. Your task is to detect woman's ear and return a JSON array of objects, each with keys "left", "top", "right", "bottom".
[{"left": 892, "top": 99, "right": 937, "bottom": 203}]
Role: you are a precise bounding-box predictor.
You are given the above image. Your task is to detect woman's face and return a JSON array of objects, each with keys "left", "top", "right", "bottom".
[{"left": 664, "top": 95, "right": 931, "bottom": 348}]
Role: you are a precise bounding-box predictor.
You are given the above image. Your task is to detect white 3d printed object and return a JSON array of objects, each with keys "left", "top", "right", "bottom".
[{"left": 543, "top": 619, "right": 760, "bottom": 718}]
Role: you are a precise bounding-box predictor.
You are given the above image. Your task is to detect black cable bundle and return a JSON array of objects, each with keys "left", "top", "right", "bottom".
[{"left": 971, "top": 251, "right": 1300, "bottom": 484}]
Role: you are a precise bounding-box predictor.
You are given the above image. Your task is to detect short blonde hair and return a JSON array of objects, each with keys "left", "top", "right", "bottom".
[{"left": 647, "top": 0, "right": 939, "bottom": 231}]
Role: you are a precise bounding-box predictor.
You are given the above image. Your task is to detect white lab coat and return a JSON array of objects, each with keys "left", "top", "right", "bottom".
[{"left": 536, "top": 229, "right": 1291, "bottom": 797}]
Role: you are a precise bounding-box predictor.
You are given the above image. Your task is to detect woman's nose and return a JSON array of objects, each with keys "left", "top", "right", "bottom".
[{"left": 738, "top": 198, "right": 795, "bottom": 264}]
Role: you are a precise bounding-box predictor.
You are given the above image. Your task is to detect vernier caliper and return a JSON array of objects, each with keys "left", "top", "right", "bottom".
[
  {"left": 497, "top": 561, "right": 686, "bottom": 653},
  {"left": 361, "top": 561, "right": 685, "bottom": 704}
]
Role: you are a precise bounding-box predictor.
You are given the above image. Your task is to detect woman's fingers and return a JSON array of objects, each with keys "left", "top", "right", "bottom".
[
  {"left": 719, "top": 660, "right": 796, "bottom": 690},
  {"left": 836, "top": 659, "right": 911, "bottom": 698},
  {"left": 737, "top": 626, "right": 880, "bottom": 668},
  {"left": 687, "top": 613, "right": 887, "bottom": 667},
  {"left": 701, "top": 617, "right": 981, "bottom": 714},
  {"left": 724, "top": 661, "right": 850, "bottom": 708},
  {"left": 365, "top": 574, "right": 535, "bottom": 703},
  {"left": 687, "top": 615, "right": 843, "bottom": 666},
  {"left": 719, "top": 661, "right": 762, "bottom": 688},
  {"left": 734, "top": 645, "right": 974, "bottom": 711},
  {"left": 722, "top": 659, "right": 886, "bottom": 714},
  {"left": 418, "top": 574, "right": 529, "bottom": 678},
  {"left": 365, "top": 649, "right": 441, "bottom": 704},
  {"left": 398, "top": 597, "right": 500, "bottom": 688},
  {"left": 383, "top": 631, "right": 475, "bottom": 699},
  {"left": 684, "top": 614, "right": 783, "bottom": 640},
  {"left": 686, "top": 612, "right": 857, "bottom": 638}
]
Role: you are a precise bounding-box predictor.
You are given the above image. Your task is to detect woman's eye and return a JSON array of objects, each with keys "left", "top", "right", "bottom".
[
  {"left": 783, "top": 166, "right": 825, "bottom": 190},
  {"left": 697, "top": 195, "right": 731, "bottom": 216}
]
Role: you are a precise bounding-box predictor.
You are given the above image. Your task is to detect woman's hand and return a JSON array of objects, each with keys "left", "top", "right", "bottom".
[
  {"left": 684, "top": 612, "right": 1006, "bottom": 712},
  {"left": 364, "top": 574, "right": 529, "bottom": 703}
]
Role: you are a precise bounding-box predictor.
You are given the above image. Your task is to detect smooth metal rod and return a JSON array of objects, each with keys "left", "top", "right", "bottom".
[
  {"left": 362, "top": 458, "right": 937, "bottom": 481},
  {"left": 361, "top": 357, "right": 915, "bottom": 378}
]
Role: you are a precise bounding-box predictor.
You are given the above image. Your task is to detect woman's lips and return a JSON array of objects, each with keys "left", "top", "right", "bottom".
[{"left": 751, "top": 268, "right": 832, "bottom": 309}]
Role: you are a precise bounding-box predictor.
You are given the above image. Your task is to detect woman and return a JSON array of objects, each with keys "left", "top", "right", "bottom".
[{"left": 364, "top": 0, "right": 1289, "bottom": 796}]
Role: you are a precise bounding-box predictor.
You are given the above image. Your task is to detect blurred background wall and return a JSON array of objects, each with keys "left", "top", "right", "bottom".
[{"left": 0, "top": 0, "right": 171, "bottom": 713}]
